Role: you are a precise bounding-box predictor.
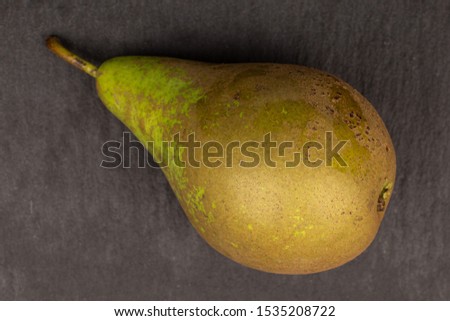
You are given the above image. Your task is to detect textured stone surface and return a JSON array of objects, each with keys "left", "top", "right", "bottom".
[{"left": 0, "top": 0, "right": 449, "bottom": 300}]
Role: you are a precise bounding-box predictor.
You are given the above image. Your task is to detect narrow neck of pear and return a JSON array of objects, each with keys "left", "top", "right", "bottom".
[{"left": 46, "top": 36, "right": 98, "bottom": 78}]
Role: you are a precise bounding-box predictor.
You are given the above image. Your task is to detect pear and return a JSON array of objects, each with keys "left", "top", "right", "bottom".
[{"left": 47, "top": 36, "right": 396, "bottom": 274}]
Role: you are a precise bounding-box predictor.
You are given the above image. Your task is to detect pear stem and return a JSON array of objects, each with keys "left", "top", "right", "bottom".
[{"left": 46, "top": 36, "right": 98, "bottom": 78}]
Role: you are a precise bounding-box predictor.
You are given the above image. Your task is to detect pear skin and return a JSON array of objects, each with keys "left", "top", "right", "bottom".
[{"left": 47, "top": 37, "right": 396, "bottom": 274}]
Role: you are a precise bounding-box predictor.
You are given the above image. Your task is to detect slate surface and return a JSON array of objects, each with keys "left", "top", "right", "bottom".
[{"left": 0, "top": 0, "right": 449, "bottom": 300}]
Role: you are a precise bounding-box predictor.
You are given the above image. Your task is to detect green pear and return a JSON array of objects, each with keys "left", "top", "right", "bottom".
[{"left": 47, "top": 36, "right": 396, "bottom": 274}]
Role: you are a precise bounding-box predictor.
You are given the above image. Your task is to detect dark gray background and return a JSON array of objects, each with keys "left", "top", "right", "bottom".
[{"left": 1, "top": 0, "right": 449, "bottom": 300}]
